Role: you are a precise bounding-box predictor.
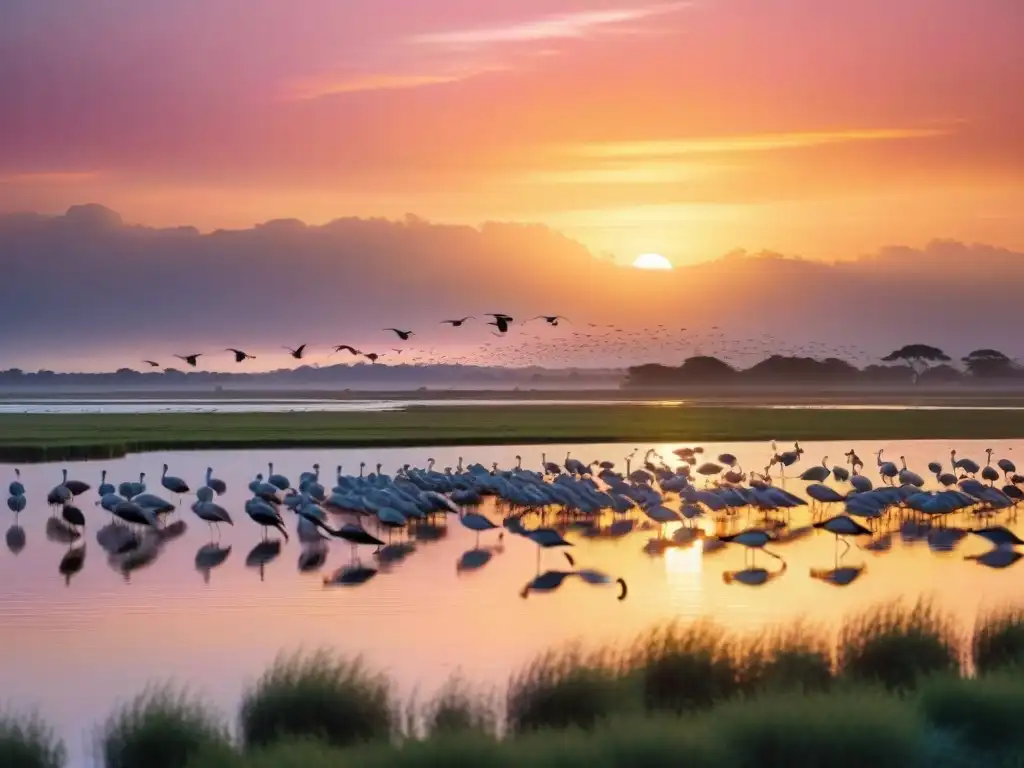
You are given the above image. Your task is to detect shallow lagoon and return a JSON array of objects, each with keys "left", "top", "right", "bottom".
[{"left": 1, "top": 439, "right": 1022, "bottom": 763}]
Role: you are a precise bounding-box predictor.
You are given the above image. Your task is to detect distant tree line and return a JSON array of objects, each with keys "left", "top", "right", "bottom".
[{"left": 624, "top": 346, "right": 1023, "bottom": 388}]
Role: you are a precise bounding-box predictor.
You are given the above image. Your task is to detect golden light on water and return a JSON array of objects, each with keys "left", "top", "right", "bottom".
[{"left": 664, "top": 537, "right": 705, "bottom": 578}]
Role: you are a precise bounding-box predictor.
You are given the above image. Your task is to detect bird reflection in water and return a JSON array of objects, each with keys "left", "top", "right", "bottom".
[
  {"left": 809, "top": 563, "right": 865, "bottom": 586},
  {"left": 298, "top": 542, "right": 329, "bottom": 573},
  {"left": 195, "top": 543, "right": 232, "bottom": 583},
  {"left": 323, "top": 564, "right": 378, "bottom": 586},
  {"left": 963, "top": 526, "right": 1024, "bottom": 569},
  {"left": 456, "top": 543, "right": 504, "bottom": 573},
  {"left": 246, "top": 539, "right": 283, "bottom": 581},
  {"left": 375, "top": 541, "right": 416, "bottom": 571},
  {"left": 110, "top": 532, "right": 162, "bottom": 582},
  {"left": 520, "top": 552, "right": 627, "bottom": 599},
  {"left": 722, "top": 561, "right": 787, "bottom": 586},
  {"left": 966, "top": 548, "right": 1022, "bottom": 569},
  {"left": 926, "top": 527, "right": 968, "bottom": 553},
  {"left": 6, "top": 524, "right": 26, "bottom": 555},
  {"left": 46, "top": 517, "right": 80, "bottom": 545},
  {"left": 58, "top": 545, "right": 86, "bottom": 586}
]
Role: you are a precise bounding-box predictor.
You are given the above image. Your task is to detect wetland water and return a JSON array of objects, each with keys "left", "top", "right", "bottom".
[{"left": 2, "top": 439, "right": 1023, "bottom": 762}]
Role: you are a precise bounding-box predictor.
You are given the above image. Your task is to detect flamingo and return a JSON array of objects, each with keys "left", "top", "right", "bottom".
[
  {"left": 204, "top": 468, "right": 227, "bottom": 495},
  {"left": 982, "top": 449, "right": 1001, "bottom": 485},
  {"left": 952, "top": 449, "right": 980, "bottom": 477},
  {"left": 876, "top": 451, "right": 898, "bottom": 485},
  {"left": 8, "top": 469, "right": 24, "bottom": 497},
  {"left": 161, "top": 464, "right": 190, "bottom": 496}
]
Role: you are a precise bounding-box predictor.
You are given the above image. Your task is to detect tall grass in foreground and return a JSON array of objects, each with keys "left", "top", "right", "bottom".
[
  {"left": 239, "top": 650, "right": 395, "bottom": 750},
  {"left": 97, "top": 685, "right": 228, "bottom": 768},
  {"left": 836, "top": 598, "right": 962, "bottom": 690},
  {"left": 18, "top": 598, "right": 1024, "bottom": 764},
  {"left": 972, "top": 605, "right": 1024, "bottom": 674},
  {"left": 628, "top": 620, "right": 738, "bottom": 712},
  {"left": 732, "top": 620, "right": 833, "bottom": 695},
  {"left": 416, "top": 673, "right": 497, "bottom": 738},
  {"left": 0, "top": 710, "right": 65, "bottom": 768},
  {"left": 505, "top": 647, "right": 620, "bottom": 734}
]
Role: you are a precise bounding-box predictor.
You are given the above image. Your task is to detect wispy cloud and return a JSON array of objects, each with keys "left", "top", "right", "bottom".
[
  {"left": 572, "top": 127, "right": 956, "bottom": 158},
  {"left": 516, "top": 162, "right": 721, "bottom": 185},
  {"left": 412, "top": 2, "right": 691, "bottom": 47},
  {"left": 289, "top": 66, "right": 503, "bottom": 100}
]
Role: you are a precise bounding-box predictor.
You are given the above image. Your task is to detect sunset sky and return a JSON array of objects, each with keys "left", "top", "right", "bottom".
[{"left": 1, "top": 0, "right": 1021, "bottom": 266}]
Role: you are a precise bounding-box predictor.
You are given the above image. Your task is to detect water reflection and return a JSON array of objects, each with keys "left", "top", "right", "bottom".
[
  {"left": 323, "top": 564, "right": 378, "bottom": 586},
  {"left": 723, "top": 561, "right": 787, "bottom": 586},
  {"left": 5, "top": 523, "right": 25, "bottom": 554},
  {"left": 809, "top": 564, "right": 866, "bottom": 587},
  {"left": 245, "top": 540, "right": 283, "bottom": 580},
  {"left": 58, "top": 545, "right": 86, "bottom": 586},
  {"left": 195, "top": 543, "right": 232, "bottom": 583}
]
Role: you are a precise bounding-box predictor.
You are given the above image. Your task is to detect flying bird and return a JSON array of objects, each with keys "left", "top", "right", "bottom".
[
  {"left": 284, "top": 344, "right": 307, "bottom": 359},
  {"left": 332, "top": 345, "right": 361, "bottom": 356},
  {"left": 441, "top": 317, "right": 474, "bottom": 327},
  {"left": 487, "top": 314, "right": 513, "bottom": 333},
  {"left": 364, "top": 353, "right": 380, "bottom": 364},
  {"left": 175, "top": 354, "right": 202, "bottom": 367},
  {"left": 392, "top": 349, "right": 404, "bottom": 355},
  {"left": 225, "top": 348, "right": 255, "bottom": 363},
  {"left": 531, "top": 315, "right": 570, "bottom": 326},
  {"left": 142, "top": 360, "right": 160, "bottom": 368},
  {"left": 385, "top": 328, "right": 414, "bottom": 341}
]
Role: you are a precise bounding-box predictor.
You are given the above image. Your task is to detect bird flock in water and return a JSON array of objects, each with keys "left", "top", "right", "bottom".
[{"left": 5, "top": 442, "right": 1024, "bottom": 592}]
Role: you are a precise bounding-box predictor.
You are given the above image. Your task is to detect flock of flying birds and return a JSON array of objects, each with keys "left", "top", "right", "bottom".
[
  {"left": 6, "top": 441, "right": 1024, "bottom": 593},
  {"left": 125, "top": 310, "right": 877, "bottom": 371},
  {"left": 137, "top": 314, "right": 569, "bottom": 369}
]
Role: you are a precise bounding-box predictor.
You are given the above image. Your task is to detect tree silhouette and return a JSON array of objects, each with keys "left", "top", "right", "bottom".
[
  {"left": 963, "top": 349, "right": 1016, "bottom": 379},
  {"left": 882, "top": 344, "right": 950, "bottom": 382}
]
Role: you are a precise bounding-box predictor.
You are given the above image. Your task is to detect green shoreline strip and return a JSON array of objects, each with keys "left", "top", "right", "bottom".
[{"left": 3, "top": 405, "right": 1024, "bottom": 462}]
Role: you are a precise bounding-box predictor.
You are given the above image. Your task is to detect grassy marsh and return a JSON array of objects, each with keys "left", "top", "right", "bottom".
[{"left": 6, "top": 405, "right": 1024, "bottom": 461}]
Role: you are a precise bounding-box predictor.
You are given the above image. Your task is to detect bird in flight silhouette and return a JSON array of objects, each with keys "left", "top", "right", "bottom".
[
  {"left": 175, "top": 354, "right": 202, "bottom": 367},
  {"left": 385, "top": 328, "right": 414, "bottom": 341},
  {"left": 441, "top": 317, "right": 474, "bottom": 327},
  {"left": 332, "top": 345, "right": 361, "bottom": 356},
  {"left": 487, "top": 314, "right": 513, "bottom": 334},
  {"left": 142, "top": 360, "right": 160, "bottom": 368},
  {"left": 284, "top": 344, "right": 307, "bottom": 360},
  {"left": 364, "top": 352, "right": 380, "bottom": 364},
  {"left": 226, "top": 348, "right": 255, "bottom": 363},
  {"left": 531, "top": 315, "right": 570, "bottom": 327}
]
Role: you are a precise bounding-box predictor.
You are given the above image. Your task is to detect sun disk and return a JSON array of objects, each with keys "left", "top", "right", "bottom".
[{"left": 632, "top": 253, "right": 673, "bottom": 270}]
